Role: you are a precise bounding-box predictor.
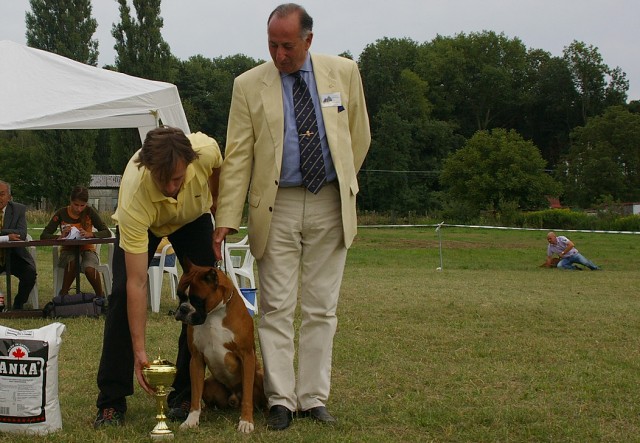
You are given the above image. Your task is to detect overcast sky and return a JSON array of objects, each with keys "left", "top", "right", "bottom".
[{"left": 2, "top": 0, "right": 639, "bottom": 100}]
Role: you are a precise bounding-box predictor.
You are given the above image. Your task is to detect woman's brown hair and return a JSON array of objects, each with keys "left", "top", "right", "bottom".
[{"left": 70, "top": 185, "right": 89, "bottom": 203}]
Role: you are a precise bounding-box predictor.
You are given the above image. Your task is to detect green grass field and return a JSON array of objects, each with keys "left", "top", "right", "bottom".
[{"left": 1, "top": 226, "right": 639, "bottom": 442}]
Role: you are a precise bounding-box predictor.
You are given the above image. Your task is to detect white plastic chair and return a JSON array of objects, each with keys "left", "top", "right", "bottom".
[
  {"left": 223, "top": 235, "right": 257, "bottom": 313},
  {"left": 95, "top": 229, "right": 115, "bottom": 295},
  {"left": 52, "top": 240, "right": 112, "bottom": 297},
  {"left": 224, "top": 236, "right": 256, "bottom": 288},
  {"left": 147, "top": 242, "right": 179, "bottom": 313},
  {"left": 25, "top": 234, "right": 39, "bottom": 308},
  {"left": 0, "top": 234, "right": 39, "bottom": 308}
]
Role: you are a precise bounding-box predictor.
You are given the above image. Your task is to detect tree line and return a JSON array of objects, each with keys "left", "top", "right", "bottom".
[{"left": 1, "top": 0, "right": 638, "bottom": 219}]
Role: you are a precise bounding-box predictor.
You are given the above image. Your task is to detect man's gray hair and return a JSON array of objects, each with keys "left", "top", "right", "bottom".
[
  {"left": 0, "top": 180, "right": 11, "bottom": 195},
  {"left": 268, "top": 3, "right": 313, "bottom": 39}
]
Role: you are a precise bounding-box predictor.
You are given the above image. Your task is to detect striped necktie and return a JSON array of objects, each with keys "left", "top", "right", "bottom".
[{"left": 292, "top": 71, "right": 326, "bottom": 194}]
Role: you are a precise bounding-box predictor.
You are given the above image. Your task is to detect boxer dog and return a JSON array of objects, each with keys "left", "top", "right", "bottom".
[
  {"left": 174, "top": 261, "right": 266, "bottom": 433},
  {"left": 540, "top": 257, "right": 561, "bottom": 268}
]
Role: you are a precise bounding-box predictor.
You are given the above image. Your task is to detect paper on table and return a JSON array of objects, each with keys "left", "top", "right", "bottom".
[{"left": 63, "top": 226, "right": 82, "bottom": 240}]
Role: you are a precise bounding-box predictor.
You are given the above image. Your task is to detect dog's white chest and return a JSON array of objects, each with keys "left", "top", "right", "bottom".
[{"left": 192, "top": 311, "right": 236, "bottom": 384}]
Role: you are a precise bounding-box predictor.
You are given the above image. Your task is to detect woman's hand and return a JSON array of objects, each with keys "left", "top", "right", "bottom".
[{"left": 60, "top": 224, "right": 71, "bottom": 238}]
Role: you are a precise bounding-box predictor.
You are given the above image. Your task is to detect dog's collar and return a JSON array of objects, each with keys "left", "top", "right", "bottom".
[
  {"left": 224, "top": 288, "right": 233, "bottom": 304},
  {"left": 207, "top": 288, "right": 234, "bottom": 314}
]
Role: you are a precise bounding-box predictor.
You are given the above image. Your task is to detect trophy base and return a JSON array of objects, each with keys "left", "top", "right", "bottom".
[
  {"left": 150, "top": 421, "right": 174, "bottom": 440},
  {"left": 150, "top": 434, "right": 174, "bottom": 441}
]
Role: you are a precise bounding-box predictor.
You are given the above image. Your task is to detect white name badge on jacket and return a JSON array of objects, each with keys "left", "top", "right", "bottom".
[{"left": 320, "top": 92, "right": 342, "bottom": 107}]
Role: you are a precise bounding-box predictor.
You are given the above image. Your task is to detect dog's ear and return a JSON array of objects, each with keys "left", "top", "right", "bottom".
[
  {"left": 182, "top": 257, "right": 193, "bottom": 273},
  {"left": 215, "top": 268, "right": 236, "bottom": 294},
  {"left": 177, "top": 271, "right": 191, "bottom": 298},
  {"left": 203, "top": 268, "right": 219, "bottom": 288}
]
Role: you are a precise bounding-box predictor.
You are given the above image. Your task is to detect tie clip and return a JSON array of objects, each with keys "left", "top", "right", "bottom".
[{"left": 299, "top": 131, "right": 314, "bottom": 138}]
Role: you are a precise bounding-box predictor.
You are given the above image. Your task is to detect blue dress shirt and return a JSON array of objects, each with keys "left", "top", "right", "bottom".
[{"left": 279, "top": 54, "right": 336, "bottom": 187}]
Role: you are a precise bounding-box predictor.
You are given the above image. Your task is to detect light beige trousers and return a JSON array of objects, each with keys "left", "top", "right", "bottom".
[{"left": 257, "top": 182, "right": 347, "bottom": 411}]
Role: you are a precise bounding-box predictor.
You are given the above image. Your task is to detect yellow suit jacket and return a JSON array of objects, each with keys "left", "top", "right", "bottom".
[{"left": 216, "top": 53, "right": 371, "bottom": 259}]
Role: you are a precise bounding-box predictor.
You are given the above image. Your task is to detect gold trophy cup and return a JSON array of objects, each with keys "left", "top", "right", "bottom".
[{"left": 142, "top": 356, "right": 178, "bottom": 440}]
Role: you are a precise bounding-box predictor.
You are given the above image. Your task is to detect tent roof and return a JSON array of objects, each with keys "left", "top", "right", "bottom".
[{"left": 0, "top": 40, "right": 189, "bottom": 139}]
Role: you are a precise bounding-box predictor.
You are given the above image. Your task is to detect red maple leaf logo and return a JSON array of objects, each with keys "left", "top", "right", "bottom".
[{"left": 12, "top": 348, "right": 26, "bottom": 359}]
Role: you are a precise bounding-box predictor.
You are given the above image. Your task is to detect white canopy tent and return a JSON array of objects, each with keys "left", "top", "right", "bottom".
[{"left": 0, "top": 40, "right": 190, "bottom": 140}]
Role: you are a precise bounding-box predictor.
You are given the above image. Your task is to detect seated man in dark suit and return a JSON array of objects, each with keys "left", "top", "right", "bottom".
[{"left": 0, "top": 180, "right": 37, "bottom": 310}]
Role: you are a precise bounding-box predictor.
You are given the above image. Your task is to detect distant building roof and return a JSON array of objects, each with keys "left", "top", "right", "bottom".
[
  {"left": 547, "top": 197, "right": 562, "bottom": 209},
  {"left": 90, "top": 175, "right": 121, "bottom": 188}
]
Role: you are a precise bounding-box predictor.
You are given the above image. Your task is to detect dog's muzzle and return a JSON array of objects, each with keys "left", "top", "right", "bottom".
[
  {"left": 174, "top": 302, "right": 192, "bottom": 322},
  {"left": 175, "top": 302, "right": 204, "bottom": 325}
]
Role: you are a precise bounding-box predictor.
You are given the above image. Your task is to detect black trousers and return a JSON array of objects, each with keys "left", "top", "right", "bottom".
[
  {"left": 0, "top": 253, "right": 37, "bottom": 310},
  {"left": 96, "top": 214, "right": 216, "bottom": 412}
]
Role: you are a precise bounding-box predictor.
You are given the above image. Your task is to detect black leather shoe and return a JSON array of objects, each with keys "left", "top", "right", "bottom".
[
  {"left": 166, "top": 400, "right": 190, "bottom": 422},
  {"left": 299, "top": 406, "right": 337, "bottom": 424},
  {"left": 267, "top": 405, "right": 293, "bottom": 430},
  {"left": 94, "top": 407, "right": 125, "bottom": 429}
]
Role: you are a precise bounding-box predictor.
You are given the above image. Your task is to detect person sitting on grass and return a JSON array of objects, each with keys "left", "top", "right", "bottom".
[
  {"left": 545, "top": 231, "right": 600, "bottom": 270},
  {"left": 41, "top": 186, "right": 112, "bottom": 296}
]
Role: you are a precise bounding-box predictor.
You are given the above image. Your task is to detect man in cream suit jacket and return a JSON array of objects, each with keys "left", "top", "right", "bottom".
[{"left": 214, "top": 3, "right": 370, "bottom": 431}]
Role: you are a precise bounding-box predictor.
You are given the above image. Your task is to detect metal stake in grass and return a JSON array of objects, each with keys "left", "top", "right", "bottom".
[{"left": 435, "top": 221, "right": 444, "bottom": 271}]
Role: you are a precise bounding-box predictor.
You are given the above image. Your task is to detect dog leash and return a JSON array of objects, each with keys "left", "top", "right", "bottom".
[
  {"left": 217, "top": 238, "right": 231, "bottom": 280},
  {"left": 221, "top": 238, "right": 227, "bottom": 271}
]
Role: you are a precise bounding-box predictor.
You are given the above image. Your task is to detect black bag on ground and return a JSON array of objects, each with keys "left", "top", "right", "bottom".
[{"left": 43, "top": 292, "right": 106, "bottom": 318}]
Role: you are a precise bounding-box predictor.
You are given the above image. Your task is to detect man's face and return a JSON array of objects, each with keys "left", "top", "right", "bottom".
[
  {"left": 0, "top": 183, "right": 11, "bottom": 210},
  {"left": 154, "top": 159, "right": 188, "bottom": 199},
  {"left": 268, "top": 12, "right": 312, "bottom": 74},
  {"left": 547, "top": 234, "right": 557, "bottom": 245}
]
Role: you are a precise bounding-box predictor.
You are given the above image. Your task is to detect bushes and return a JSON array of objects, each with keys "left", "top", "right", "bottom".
[
  {"left": 26, "top": 209, "right": 56, "bottom": 225},
  {"left": 27, "top": 209, "right": 115, "bottom": 227},
  {"left": 522, "top": 209, "right": 595, "bottom": 230},
  {"left": 518, "top": 209, "right": 638, "bottom": 231},
  {"left": 604, "top": 215, "right": 640, "bottom": 232},
  {"left": 354, "top": 207, "right": 640, "bottom": 232}
]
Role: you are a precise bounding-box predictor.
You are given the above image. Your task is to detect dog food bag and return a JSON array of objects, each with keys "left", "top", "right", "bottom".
[{"left": 0, "top": 322, "right": 66, "bottom": 434}]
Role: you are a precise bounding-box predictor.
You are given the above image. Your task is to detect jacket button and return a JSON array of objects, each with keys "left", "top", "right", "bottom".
[{"left": 269, "top": 207, "right": 273, "bottom": 212}]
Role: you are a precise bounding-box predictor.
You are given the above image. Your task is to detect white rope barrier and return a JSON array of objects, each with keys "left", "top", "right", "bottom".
[{"left": 360, "top": 223, "right": 639, "bottom": 235}]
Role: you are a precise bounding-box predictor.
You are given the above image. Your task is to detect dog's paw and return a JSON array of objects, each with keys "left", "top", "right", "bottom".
[
  {"left": 179, "top": 410, "right": 201, "bottom": 430},
  {"left": 237, "top": 419, "right": 255, "bottom": 433}
]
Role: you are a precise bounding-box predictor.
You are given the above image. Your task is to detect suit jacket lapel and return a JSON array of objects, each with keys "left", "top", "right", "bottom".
[
  {"left": 312, "top": 56, "right": 339, "bottom": 153},
  {"left": 261, "top": 65, "right": 285, "bottom": 175},
  {"left": 4, "top": 203, "right": 13, "bottom": 229}
]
